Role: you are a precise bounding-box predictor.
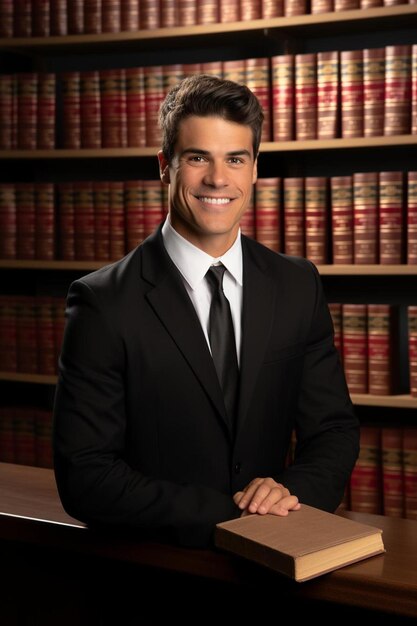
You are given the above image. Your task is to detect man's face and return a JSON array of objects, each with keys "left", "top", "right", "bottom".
[{"left": 158, "top": 115, "right": 258, "bottom": 253}]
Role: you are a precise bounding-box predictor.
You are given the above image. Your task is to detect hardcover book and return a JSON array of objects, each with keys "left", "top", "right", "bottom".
[{"left": 215, "top": 504, "right": 385, "bottom": 582}]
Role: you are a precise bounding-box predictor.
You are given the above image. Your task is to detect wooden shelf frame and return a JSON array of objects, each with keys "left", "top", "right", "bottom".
[
  {"left": 1, "top": 135, "right": 417, "bottom": 160},
  {"left": 0, "top": 5, "right": 416, "bottom": 52}
]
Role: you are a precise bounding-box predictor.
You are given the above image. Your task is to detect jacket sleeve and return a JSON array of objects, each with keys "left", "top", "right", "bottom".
[
  {"left": 53, "top": 279, "right": 240, "bottom": 548},
  {"left": 274, "top": 261, "right": 360, "bottom": 511}
]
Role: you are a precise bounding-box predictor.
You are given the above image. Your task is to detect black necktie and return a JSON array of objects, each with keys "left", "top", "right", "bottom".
[{"left": 206, "top": 265, "right": 239, "bottom": 422}]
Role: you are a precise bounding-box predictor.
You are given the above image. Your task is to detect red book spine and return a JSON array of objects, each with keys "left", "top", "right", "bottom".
[
  {"left": 67, "top": 0, "right": 84, "bottom": 34},
  {"left": 384, "top": 45, "right": 412, "bottom": 136},
  {"left": 409, "top": 306, "right": 417, "bottom": 398},
  {"left": 126, "top": 67, "right": 146, "bottom": 148},
  {"left": 125, "top": 179, "right": 144, "bottom": 252},
  {"left": 198, "top": 0, "right": 218, "bottom": 23},
  {"left": 240, "top": 0, "right": 261, "bottom": 19},
  {"left": 49, "top": 0, "right": 67, "bottom": 35},
  {"left": 240, "top": 192, "right": 256, "bottom": 239},
  {"left": 317, "top": 50, "right": 339, "bottom": 140},
  {"left": 109, "top": 181, "right": 126, "bottom": 260},
  {"left": 121, "top": 0, "right": 140, "bottom": 30},
  {"left": 350, "top": 426, "right": 382, "bottom": 514},
  {"left": 102, "top": 0, "right": 121, "bottom": 33},
  {"left": 310, "top": 0, "right": 332, "bottom": 11},
  {"left": 93, "top": 180, "right": 110, "bottom": 260},
  {"left": 177, "top": 0, "right": 196, "bottom": 26},
  {"left": 381, "top": 427, "right": 404, "bottom": 518},
  {"left": 37, "top": 296, "right": 56, "bottom": 375},
  {"left": 342, "top": 303, "right": 368, "bottom": 393},
  {"left": 305, "top": 176, "right": 328, "bottom": 264},
  {"left": 84, "top": 0, "right": 101, "bottom": 33},
  {"left": 255, "top": 178, "right": 281, "bottom": 252},
  {"left": 219, "top": 0, "right": 239, "bottom": 22},
  {"left": 0, "top": 183, "right": 16, "bottom": 259},
  {"left": 0, "top": 0, "right": 14, "bottom": 37},
  {"left": 0, "top": 74, "right": 14, "bottom": 149},
  {"left": 37, "top": 73, "right": 56, "bottom": 149},
  {"left": 408, "top": 171, "right": 417, "bottom": 265},
  {"left": 141, "top": 0, "right": 160, "bottom": 29},
  {"left": 295, "top": 53, "right": 317, "bottom": 140},
  {"left": 16, "top": 295, "right": 38, "bottom": 374},
  {"left": 35, "top": 182, "right": 55, "bottom": 260},
  {"left": 58, "top": 182, "right": 75, "bottom": 260},
  {"left": 285, "top": 0, "right": 308, "bottom": 15},
  {"left": 283, "top": 177, "right": 304, "bottom": 257},
  {"left": 31, "top": 0, "right": 50, "bottom": 36},
  {"left": 16, "top": 183, "right": 36, "bottom": 260},
  {"left": 403, "top": 428, "right": 417, "bottom": 520},
  {"left": 80, "top": 71, "right": 101, "bottom": 149},
  {"left": 160, "top": 0, "right": 176, "bottom": 27},
  {"left": 367, "top": 304, "right": 399, "bottom": 395},
  {"left": 340, "top": 49, "right": 363, "bottom": 138},
  {"left": 245, "top": 57, "right": 271, "bottom": 143},
  {"left": 263, "top": 0, "right": 284, "bottom": 16},
  {"left": 201, "top": 62, "right": 222, "bottom": 78},
  {"left": 74, "top": 181, "right": 95, "bottom": 260},
  {"left": 379, "top": 171, "right": 404, "bottom": 264},
  {"left": 100, "top": 68, "right": 127, "bottom": 148},
  {"left": 17, "top": 73, "right": 38, "bottom": 149},
  {"left": 330, "top": 175, "right": 353, "bottom": 264},
  {"left": 0, "top": 296, "right": 17, "bottom": 372},
  {"left": 143, "top": 180, "right": 164, "bottom": 239},
  {"left": 271, "top": 54, "right": 294, "bottom": 142},
  {"left": 412, "top": 45, "right": 417, "bottom": 135},
  {"left": 363, "top": 47, "right": 385, "bottom": 137},
  {"left": 144, "top": 66, "right": 164, "bottom": 147},
  {"left": 61, "top": 72, "right": 81, "bottom": 149},
  {"left": 353, "top": 171, "right": 378, "bottom": 264},
  {"left": 14, "top": 0, "right": 32, "bottom": 36}
]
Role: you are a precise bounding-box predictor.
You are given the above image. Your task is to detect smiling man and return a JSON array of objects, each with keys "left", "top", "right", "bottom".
[{"left": 53, "top": 75, "right": 359, "bottom": 548}]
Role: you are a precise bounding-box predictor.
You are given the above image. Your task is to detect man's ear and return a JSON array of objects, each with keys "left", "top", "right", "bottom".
[{"left": 158, "top": 150, "right": 170, "bottom": 184}]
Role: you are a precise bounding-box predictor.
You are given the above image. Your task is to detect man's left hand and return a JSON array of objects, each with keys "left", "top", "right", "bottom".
[{"left": 233, "top": 477, "right": 301, "bottom": 517}]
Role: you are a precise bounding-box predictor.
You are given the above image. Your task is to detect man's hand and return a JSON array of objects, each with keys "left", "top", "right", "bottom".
[{"left": 233, "top": 477, "right": 301, "bottom": 517}]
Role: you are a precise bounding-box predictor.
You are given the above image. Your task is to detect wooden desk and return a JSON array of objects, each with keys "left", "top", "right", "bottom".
[{"left": 1, "top": 462, "right": 416, "bottom": 624}]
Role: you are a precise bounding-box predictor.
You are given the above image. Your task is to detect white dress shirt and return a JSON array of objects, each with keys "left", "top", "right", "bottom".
[{"left": 161, "top": 217, "right": 243, "bottom": 364}]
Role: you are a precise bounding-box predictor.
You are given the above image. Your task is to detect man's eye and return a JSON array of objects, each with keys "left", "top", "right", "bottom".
[
  {"left": 189, "top": 155, "right": 206, "bottom": 162},
  {"left": 228, "top": 157, "right": 244, "bottom": 164}
]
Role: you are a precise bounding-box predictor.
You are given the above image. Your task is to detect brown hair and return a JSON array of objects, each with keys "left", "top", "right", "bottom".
[{"left": 158, "top": 74, "right": 264, "bottom": 163}]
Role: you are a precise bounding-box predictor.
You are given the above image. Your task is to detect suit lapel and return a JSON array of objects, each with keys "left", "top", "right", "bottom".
[
  {"left": 237, "top": 237, "right": 277, "bottom": 435},
  {"left": 141, "top": 228, "right": 232, "bottom": 435}
]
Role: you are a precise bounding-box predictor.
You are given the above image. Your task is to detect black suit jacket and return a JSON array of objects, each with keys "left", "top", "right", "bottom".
[{"left": 53, "top": 226, "right": 359, "bottom": 547}]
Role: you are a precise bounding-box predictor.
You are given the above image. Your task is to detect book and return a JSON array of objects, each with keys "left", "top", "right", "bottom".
[{"left": 215, "top": 504, "right": 385, "bottom": 582}]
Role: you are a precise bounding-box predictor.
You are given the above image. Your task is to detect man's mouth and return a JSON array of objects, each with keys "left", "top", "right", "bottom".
[{"left": 196, "top": 196, "right": 232, "bottom": 205}]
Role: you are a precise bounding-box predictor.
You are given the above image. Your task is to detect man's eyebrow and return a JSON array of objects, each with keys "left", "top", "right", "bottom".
[{"left": 179, "top": 148, "right": 252, "bottom": 158}]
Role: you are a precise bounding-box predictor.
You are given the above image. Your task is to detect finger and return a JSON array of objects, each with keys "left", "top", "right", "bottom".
[
  {"left": 269, "top": 495, "right": 300, "bottom": 516},
  {"left": 256, "top": 486, "right": 289, "bottom": 514},
  {"left": 237, "top": 478, "right": 264, "bottom": 510},
  {"left": 246, "top": 483, "right": 281, "bottom": 513},
  {"left": 233, "top": 491, "right": 245, "bottom": 505}
]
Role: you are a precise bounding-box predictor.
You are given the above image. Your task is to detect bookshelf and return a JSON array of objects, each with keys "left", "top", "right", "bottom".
[{"left": 0, "top": 4, "right": 416, "bottom": 519}]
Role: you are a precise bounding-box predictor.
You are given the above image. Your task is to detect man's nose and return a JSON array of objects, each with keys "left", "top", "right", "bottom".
[{"left": 202, "top": 161, "right": 229, "bottom": 187}]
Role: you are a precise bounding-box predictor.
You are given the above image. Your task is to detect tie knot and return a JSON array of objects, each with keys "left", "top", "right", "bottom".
[{"left": 206, "top": 265, "right": 226, "bottom": 293}]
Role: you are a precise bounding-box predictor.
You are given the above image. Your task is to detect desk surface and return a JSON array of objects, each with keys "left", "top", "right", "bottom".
[{"left": 1, "top": 462, "right": 417, "bottom": 618}]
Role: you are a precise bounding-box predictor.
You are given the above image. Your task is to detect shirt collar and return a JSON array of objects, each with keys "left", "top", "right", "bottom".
[{"left": 161, "top": 216, "right": 243, "bottom": 290}]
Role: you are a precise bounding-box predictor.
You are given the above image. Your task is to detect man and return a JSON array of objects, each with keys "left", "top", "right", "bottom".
[{"left": 53, "top": 75, "right": 359, "bottom": 548}]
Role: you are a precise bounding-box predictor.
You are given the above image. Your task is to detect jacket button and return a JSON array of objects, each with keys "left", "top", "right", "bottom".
[{"left": 234, "top": 462, "right": 241, "bottom": 474}]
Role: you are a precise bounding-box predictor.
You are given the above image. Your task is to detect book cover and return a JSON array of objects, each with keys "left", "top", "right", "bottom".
[{"left": 215, "top": 504, "right": 384, "bottom": 582}]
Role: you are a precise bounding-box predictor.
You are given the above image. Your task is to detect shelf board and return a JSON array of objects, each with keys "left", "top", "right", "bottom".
[
  {"left": 1, "top": 135, "right": 417, "bottom": 160},
  {"left": 0, "top": 372, "right": 57, "bottom": 385},
  {"left": 351, "top": 394, "right": 417, "bottom": 408},
  {"left": 317, "top": 265, "right": 417, "bottom": 275},
  {"left": 0, "top": 5, "right": 416, "bottom": 53}
]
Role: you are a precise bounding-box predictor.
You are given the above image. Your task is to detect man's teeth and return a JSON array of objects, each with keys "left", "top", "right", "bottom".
[{"left": 199, "top": 197, "right": 231, "bottom": 204}]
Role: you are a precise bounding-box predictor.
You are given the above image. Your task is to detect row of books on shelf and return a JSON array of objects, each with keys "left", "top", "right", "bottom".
[
  {"left": 0, "top": 405, "right": 53, "bottom": 469},
  {"left": 1, "top": 172, "right": 416, "bottom": 264},
  {"left": 343, "top": 425, "right": 417, "bottom": 520},
  {"left": 329, "top": 303, "right": 417, "bottom": 397},
  {"left": 1, "top": 44, "right": 417, "bottom": 149},
  {"left": 0, "top": 295, "right": 65, "bottom": 376},
  {"left": 1, "top": 0, "right": 414, "bottom": 39}
]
